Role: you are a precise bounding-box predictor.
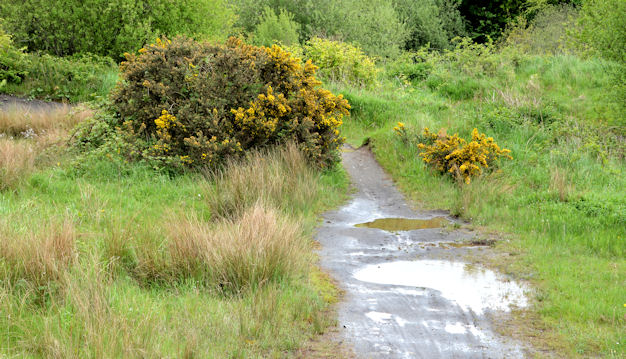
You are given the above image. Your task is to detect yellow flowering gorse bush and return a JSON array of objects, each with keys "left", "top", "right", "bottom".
[
  {"left": 111, "top": 36, "right": 349, "bottom": 169},
  {"left": 414, "top": 127, "right": 512, "bottom": 184}
]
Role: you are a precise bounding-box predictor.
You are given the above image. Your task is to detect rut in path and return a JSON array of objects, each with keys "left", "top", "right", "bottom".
[{"left": 316, "top": 146, "right": 529, "bottom": 359}]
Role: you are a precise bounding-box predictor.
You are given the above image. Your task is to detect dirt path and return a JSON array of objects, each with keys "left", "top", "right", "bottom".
[{"left": 316, "top": 146, "right": 530, "bottom": 358}]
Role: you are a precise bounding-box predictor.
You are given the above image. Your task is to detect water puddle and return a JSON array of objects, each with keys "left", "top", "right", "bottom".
[
  {"left": 353, "top": 260, "right": 527, "bottom": 315},
  {"left": 355, "top": 217, "right": 449, "bottom": 231}
]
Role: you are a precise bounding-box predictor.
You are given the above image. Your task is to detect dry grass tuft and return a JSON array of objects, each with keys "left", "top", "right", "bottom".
[
  {"left": 205, "top": 142, "right": 320, "bottom": 219},
  {"left": 550, "top": 167, "right": 573, "bottom": 202},
  {"left": 0, "top": 138, "right": 36, "bottom": 190},
  {"left": 0, "top": 104, "right": 92, "bottom": 136},
  {"left": 168, "top": 202, "right": 308, "bottom": 294},
  {"left": 0, "top": 105, "right": 92, "bottom": 190},
  {"left": 0, "top": 219, "right": 77, "bottom": 287}
]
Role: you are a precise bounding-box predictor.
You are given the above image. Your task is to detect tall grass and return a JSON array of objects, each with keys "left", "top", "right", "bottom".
[
  {"left": 0, "top": 218, "right": 76, "bottom": 288},
  {"left": 205, "top": 142, "right": 321, "bottom": 219},
  {"left": 169, "top": 202, "right": 308, "bottom": 294},
  {"left": 0, "top": 105, "right": 92, "bottom": 190},
  {"left": 0, "top": 141, "right": 348, "bottom": 357},
  {"left": 0, "top": 104, "right": 92, "bottom": 135}
]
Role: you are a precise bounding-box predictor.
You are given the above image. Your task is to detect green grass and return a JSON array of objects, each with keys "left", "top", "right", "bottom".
[
  {"left": 334, "top": 53, "right": 625, "bottom": 357},
  {"left": 0, "top": 136, "right": 349, "bottom": 357}
]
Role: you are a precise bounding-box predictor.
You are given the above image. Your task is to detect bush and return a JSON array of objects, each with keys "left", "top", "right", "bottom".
[
  {"left": 0, "top": 28, "right": 28, "bottom": 88},
  {"left": 398, "top": 126, "right": 512, "bottom": 184},
  {"left": 1, "top": 53, "right": 117, "bottom": 102},
  {"left": 303, "top": 37, "right": 379, "bottom": 88},
  {"left": 392, "top": 0, "right": 466, "bottom": 50},
  {"left": 387, "top": 49, "right": 436, "bottom": 84},
  {"left": 253, "top": 7, "right": 300, "bottom": 47},
  {"left": 0, "top": 0, "right": 235, "bottom": 59},
  {"left": 503, "top": 5, "right": 578, "bottom": 55},
  {"left": 232, "top": 0, "right": 407, "bottom": 58},
  {"left": 338, "top": 0, "right": 408, "bottom": 58},
  {"left": 108, "top": 36, "right": 349, "bottom": 169},
  {"left": 576, "top": 0, "right": 626, "bottom": 63}
]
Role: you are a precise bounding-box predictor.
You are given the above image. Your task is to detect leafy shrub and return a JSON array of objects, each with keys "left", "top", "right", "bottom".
[
  {"left": 253, "top": 7, "right": 300, "bottom": 47},
  {"left": 386, "top": 50, "right": 434, "bottom": 84},
  {"left": 108, "top": 36, "right": 349, "bottom": 169},
  {"left": 502, "top": 4, "right": 578, "bottom": 55},
  {"left": 392, "top": 0, "right": 466, "bottom": 50},
  {"left": 0, "top": 28, "right": 28, "bottom": 87},
  {"left": 458, "top": 0, "right": 526, "bottom": 42},
  {"left": 576, "top": 0, "right": 626, "bottom": 62},
  {"left": 1, "top": 52, "right": 117, "bottom": 102},
  {"left": 232, "top": 0, "right": 407, "bottom": 59},
  {"left": 338, "top": 0, "right": 408, "bottom": 58},
  {"left": 303, "top": 37, "right": 379, "bottom": 88},
  {"left": 399, "top": 127, "right": 512, "bottom": 184},
  {"left": 0, "top": 0, "right": 235, "bottom": 59}
]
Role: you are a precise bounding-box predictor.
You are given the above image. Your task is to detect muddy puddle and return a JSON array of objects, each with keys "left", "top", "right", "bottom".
[
  {"left": 355, "top": 217, "right": 449, "bottom": 231},
  {"left": 353, "top": 260, "right": 527, "bottom": 315}
]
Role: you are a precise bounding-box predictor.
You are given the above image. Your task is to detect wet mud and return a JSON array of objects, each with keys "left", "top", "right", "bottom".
[{"left": 316, "top": 145, "right": 530, "bottom": 358}]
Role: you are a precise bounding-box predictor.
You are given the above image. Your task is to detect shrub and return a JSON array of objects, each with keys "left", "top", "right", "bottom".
[
  {"left": 337, "top": 0, "right": 408, "bottom": 58},
  {"left": 0, "top": 28, "right": 28, "bottom": 88},
  {"left": 304, "top": 37, "right": 379, "bottom": 88},
  {"left": 386, "top": 50, "right": 435, "bottom": 84},
  {"left": 392, "top": 0, "right": 466, "bottom": 50},
  {"left": 0, "top": 0, "right": 235, "bottom": 59},
  {"left": 502, "top": 4, "right": 578, "bottom": 55},
  {"left": 109, "top": 36, "right": 349, "bottom": 169},
  {"left": 402, "top": 127, "right": 512, "bottom": 184},
  {"left": 0, "top": 52, "right": 118, "bottom": 102},
  {"left": 253, "top": 7, "right": 300, "bottom": 47},
  {"left": 576, "top": 0, "right": 626, "bottom": 62},
  {"left": 232, "top": 0, "right": 407, "bottom": 59}
]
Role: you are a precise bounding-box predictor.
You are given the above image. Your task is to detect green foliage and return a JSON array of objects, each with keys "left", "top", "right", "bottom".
[
  {"left": 503, "top": 4, "right": 578, "bottom": 55},
  {"left": 104, "top": 36, "right": 349, "bottom": 170},
  {"left": 392, "top": 0, "right": 466, "bottom": 50},
  {"left": 0, "top": 0, "right": 235, "bottom": 59},
  {"left": 0, "top": 52, "right": 118, "bottom": 103},
  {"left": 252, "top": 7, "right": 300, "bottom": 47},
  {"left": 233, "top": 0, "right": 407, "bottom": 58},
  {"left": 576, "top": 0, "right": 626, "bottom": 63},
  {"left": 0, "top": 28, "right": 28, "bottom": 88},
  {"left": 303, "top": 38, "right": 379, "bottom": 88},
  {"left": 338, "top": 0, "right": 408, "bottom": 58},
  {"left": 458, "top": 0, "right": 526, "bottom": 42}
]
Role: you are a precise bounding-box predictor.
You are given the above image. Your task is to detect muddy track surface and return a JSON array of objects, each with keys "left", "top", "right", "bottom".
[
  {"left": 316, "top": 146, "right": 529, "bottom": 358},
  {"left": 0, "top": 95, "right": 67, "bottom": 111}
]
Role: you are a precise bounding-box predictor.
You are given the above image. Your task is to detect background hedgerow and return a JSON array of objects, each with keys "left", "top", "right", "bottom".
[
  {"left": 0, "top": 0, "right": 235, "bottom": 59},
  {"left": 104, "top": 36, "right": 349, "bottom": 170}
]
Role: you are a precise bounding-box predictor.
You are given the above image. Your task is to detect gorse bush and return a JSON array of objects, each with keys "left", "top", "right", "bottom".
[
  {"left": 397, "top": 126, "right": 512, "bottom": 184},
  {"left": 303, "top": 37, "right": 379, "bottom": 88},
  {"left": 108, "top": 36, "right": 349, "bottom": 169}
]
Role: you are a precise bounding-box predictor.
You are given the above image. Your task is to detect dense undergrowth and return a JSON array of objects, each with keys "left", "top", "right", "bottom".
[{"left": 335, "top": 46, "right": 624, "bottom": 356}]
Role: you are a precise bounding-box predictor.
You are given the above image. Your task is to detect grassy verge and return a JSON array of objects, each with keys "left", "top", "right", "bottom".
[
  {"left": 0, "top": 110, "right": 349, "bottom": 357},
  {"left": 333, "top": 53, "right": 624, "bottom": 357}
]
